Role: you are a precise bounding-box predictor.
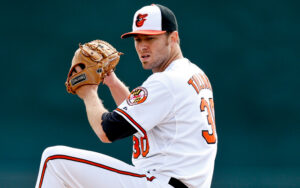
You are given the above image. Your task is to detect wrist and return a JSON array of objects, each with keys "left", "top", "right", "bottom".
[
  {"left": 76, "top": 85, "right": 99, "bottom": 101},
  {"left": 82, "top": 91, "right": 99, "bottom": 103},
  {"left": 103, "top": 72, "right": 120, "bottom": 88}
]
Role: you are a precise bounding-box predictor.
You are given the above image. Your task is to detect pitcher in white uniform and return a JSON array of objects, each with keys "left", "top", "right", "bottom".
[{"left": 35, "top": 4, "right": 217, "bottom": 188}]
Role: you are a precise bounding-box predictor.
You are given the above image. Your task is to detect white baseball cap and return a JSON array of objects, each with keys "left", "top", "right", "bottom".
[{"left": 121, "top": 4, "right": 178, "bottom": 38}]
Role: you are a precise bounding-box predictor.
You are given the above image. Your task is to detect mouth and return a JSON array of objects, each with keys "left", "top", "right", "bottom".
[{"left": 141, "top": 54, "right": 150, "bottom": 61}]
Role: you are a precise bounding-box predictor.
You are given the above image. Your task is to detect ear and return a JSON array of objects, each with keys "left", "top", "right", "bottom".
[{"left": 170, "top": 31, "right": 179, "bottom": 44}]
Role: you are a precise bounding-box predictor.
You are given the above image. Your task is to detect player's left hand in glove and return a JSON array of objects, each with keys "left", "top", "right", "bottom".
[{"left": 65, "top": 40, "right": 123, "bottom": 95}]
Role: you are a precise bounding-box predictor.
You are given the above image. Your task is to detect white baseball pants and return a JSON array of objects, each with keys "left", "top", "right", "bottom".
[{"left": 35, "top": 145, "right": 173, "bottom": 188}]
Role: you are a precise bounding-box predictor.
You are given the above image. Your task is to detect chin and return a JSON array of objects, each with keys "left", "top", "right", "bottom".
[
  {"left": 141, "top": 62, "right": 149, "bottom": 69},
  {"left": 142, "top": 64, "right": 149, "bottom": 70}
]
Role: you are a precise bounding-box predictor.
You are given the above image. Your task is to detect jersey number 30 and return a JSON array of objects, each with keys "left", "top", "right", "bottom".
[
  {"left": 133, "top": 135, "right": 149, "bottom": 159},
  {"left": 201, "top": 98, "right": 217, "bottom": 144}
]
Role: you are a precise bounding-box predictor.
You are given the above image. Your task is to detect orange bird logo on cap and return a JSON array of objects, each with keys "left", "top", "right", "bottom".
[{"left": 136, "top": 14, "right": 148, "bottom": 27}]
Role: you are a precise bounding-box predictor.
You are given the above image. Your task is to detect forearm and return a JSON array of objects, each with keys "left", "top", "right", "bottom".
[
  {"left": 108, "top": 79, "right": 130, "bottom": 106},
  {"left": 104, "top": 72, "right": 130, "bottom": 106},
  {"left": 83, "top": 92, "right": 110, "bottom": 143}
]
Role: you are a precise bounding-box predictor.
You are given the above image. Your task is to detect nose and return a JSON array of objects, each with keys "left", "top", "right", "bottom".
[{"left": 137, "top": 40, "right": 148, "bottom": 52}]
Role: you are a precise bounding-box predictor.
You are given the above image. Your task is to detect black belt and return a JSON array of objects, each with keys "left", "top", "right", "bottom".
[{"left": 168, "top": 177, "right": 188, "bottom": 188}]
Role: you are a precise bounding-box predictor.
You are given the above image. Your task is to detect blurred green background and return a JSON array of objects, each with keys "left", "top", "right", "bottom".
[{"left": 0, "top": 0, "right": 299, "bottom": 187}]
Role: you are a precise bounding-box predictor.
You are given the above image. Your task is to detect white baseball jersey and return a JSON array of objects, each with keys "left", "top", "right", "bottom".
[{"left": 116, "top": 58, "right": 218, "bottom": 188}]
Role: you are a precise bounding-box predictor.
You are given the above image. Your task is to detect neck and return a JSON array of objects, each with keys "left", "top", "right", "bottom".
[{"left": 153, "top": 45, "right": 183, "bottom": 73}]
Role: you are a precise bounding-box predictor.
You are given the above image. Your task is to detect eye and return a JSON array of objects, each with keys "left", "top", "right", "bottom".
[{"left": 134, "top": 38, "right": 141, "bottom": 42}]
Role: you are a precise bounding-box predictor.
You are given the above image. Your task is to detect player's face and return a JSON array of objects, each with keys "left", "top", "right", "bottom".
[{"left": 134, "top": 34, "right": 172, "bottom": 72}]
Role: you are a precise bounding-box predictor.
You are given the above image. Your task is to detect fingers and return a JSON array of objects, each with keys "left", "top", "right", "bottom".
[
  {"left": 105, "top": 70, "right": 113, "bottom": 77},
  {"left": 75, "top": 66, "right": 82, "bottom": 73},
  {"left": 71, "top": 66, "right": 83, "bottom": 76}
]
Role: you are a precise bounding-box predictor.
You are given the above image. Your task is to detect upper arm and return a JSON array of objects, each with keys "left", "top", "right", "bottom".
[{"left": 101, "top": 111, "right": 137, "bottom": 142}]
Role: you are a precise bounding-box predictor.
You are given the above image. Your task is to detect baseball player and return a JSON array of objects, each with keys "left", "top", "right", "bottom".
[{"left": 35, "top": 4, "right": 217, "bottom": 188}]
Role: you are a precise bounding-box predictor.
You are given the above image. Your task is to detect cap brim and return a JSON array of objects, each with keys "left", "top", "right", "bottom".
[{"left": 121, "top": 30, "right": 166, "bottom": 39}]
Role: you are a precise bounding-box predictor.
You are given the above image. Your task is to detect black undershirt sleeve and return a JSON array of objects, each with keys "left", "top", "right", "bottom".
[{"left": 101, "top": 111, "right": 137, "bottom": 142}]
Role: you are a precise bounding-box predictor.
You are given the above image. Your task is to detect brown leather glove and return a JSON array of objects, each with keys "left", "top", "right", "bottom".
[{"left": 65, "top": 40, "right": 123, "bottom": 94}]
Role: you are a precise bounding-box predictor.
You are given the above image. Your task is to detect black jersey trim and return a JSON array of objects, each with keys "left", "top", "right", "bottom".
[{"left": 115, "top": 108, "right": 146, "bottom": 136}]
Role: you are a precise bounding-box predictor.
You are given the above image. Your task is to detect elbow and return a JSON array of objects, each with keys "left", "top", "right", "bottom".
[
  {"left": 98, "top": 133, "right": 111, "bottom": 143},
  {"left": 96, "top": 121, "right": 111, "bottom": 143}
]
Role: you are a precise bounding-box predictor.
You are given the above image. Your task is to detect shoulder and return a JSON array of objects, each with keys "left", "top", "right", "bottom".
[
  {"left": 142, "top": 58, "right": 206, "bottom": 91},
  {"left": 154, "top": 58, "right": 202, "bottom": 82},
  {"left": 142, "top": 73, "right": 171, "bottom": 94}
]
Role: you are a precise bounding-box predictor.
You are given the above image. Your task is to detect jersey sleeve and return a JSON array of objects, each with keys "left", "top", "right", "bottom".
[
  {"left": 101, "top": 112, "right": 137, "bottom": 142},
  {"left": 115, "top": 76, "right": 174, "bottom": 135}
]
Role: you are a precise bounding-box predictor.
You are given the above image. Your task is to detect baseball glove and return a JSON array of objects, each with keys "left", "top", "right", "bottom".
[{"left": 65, "top": 40, "right": 123, "bottom": 94}]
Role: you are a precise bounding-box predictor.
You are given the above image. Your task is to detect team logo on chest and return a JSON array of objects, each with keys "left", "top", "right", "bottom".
[
  {"left": 135, "top": 13, "right": 148, "bottom": 27},
  {"left": 127, "top": 87, "right": 148, "bottom": 105}
]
